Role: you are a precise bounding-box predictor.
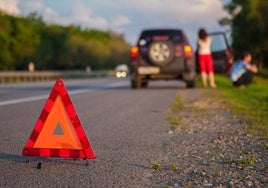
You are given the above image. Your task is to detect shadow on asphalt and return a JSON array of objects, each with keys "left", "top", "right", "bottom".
[
  {"left": 0, "top": 152, "right": 90, "bottom": 166},
  {"left": 107, "top": 85, "right": 190, "bottom": 90},
  {"left": 0, "top": 152, "right": 28, "bottom": 162}
]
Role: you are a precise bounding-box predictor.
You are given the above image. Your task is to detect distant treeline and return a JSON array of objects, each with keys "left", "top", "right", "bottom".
[{"left": 0, "top": 12, "right": 131, "bottom": 70}]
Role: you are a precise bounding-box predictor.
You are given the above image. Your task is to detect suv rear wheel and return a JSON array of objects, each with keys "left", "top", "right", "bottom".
[
  {"left": 131, "top": 74, "right": 148, "bottom": 89},
  {"left": 185, "top": 80, "right": 195, "bottom": 88},
  {"left": 148, "top": 41, "right": 174, "bottom": 67}
]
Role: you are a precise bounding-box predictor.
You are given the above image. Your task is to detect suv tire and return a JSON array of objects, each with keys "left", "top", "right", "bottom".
[
  {"left": 185, "top": 80, "right": 195, "bottom": 88},
  {"left": 130, "top": 76, "right": 148, "bottom": 89},
  {"left": 131, "top": 76, "right": 141, "bottom": 89},
  {"left": 148, "top": 41, "right": 174, "bottom": 67}
]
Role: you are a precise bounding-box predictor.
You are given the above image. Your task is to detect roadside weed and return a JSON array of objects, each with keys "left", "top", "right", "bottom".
[
  {"left": 150, "top": 163, "right": 161, "bottom": 170},
  {"left": 212, "top": 171, "right": 221, "bottom": 178},
  {"left": 225, "top": 156, "right": 257, "bottom": 167},
  {"left": 170, "top": 162, "right": 179, "bottom": 171},
  {"left": 168, "top": 95, "right": 183, "bottom": 132},
  {"left": 168, "top": 116, "right": 182, "bottom": 131},
  {"left": 170, "top": 95, "right": 183, "bottom": 112},
  {"left": 264, "top": 143, "right": 268, "bottom": 149},
  {"left": 238, "top": 157, "right": 257, "bottom": 167},
  {"left": 163, "top": 185, "right": 171, "bottom": 188}
]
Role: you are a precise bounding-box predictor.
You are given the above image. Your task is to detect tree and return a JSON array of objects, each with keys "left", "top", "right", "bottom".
[
  {"left": 0, "top": 11, "right": 130, "bottom": 70},
  {"left": 219, "top": 0, "right": 268, "bottom": 69},
  {"left": 0, "top": 13, "right": 13, "bottom": 70}
]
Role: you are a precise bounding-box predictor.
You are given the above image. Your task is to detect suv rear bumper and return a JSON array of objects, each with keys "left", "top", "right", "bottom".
[
  {"left": 137, "top": 66, "right": 161, "bottom": 75},
  {"left": 131, "top": 57, "right": 196, "bottom": 80},
  {"left": 132, "top": 72, "right": 196, "bottom": 81}
]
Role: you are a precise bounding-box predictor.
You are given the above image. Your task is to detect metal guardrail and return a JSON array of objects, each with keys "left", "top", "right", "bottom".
[{"left": 0, "top": 70, "right": 115, "bottom": 84}]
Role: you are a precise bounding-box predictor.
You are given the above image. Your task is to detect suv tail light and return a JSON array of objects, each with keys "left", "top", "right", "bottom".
[
  {"left": 130, "top": 46, "right": 139, "bottom": 58},
  {"left": 184, "top": 45, "right": 193, "bottom": 57}
]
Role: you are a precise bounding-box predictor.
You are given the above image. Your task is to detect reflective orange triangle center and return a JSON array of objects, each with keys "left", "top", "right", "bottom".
[{"left": 34, "top": 95, "right": 83, "bottom": 149}]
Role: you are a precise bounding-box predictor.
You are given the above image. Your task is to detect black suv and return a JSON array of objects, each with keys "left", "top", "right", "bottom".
[{"left": 129, "top": 29, "right": 196, "bottom": 88}]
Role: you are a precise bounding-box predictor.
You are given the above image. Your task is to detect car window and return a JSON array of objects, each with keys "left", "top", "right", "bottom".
[
  {"left": 210, "top": 34, "right": 228, "bottom": 52},
  {"left": 138, "top": 30, "right": 183, "bottom": 45}
]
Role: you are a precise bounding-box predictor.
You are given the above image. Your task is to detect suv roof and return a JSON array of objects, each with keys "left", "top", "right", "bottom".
[
  {"left": 140, "top": 29, "right": 183, "bottom": 35},
  {"left": 138, "top": 29, "right": 184, "bottom": 44}
]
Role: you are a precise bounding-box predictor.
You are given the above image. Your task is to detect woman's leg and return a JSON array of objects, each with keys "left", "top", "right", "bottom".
[
  {"left": 207, "top": 55, "right": 216, "bottom": 88},
  {"left": 209, "top": 72, "right": 217, "bottom": 88},
  {"left": 201, "top": 72, "right": 208, "bottom": 87}
]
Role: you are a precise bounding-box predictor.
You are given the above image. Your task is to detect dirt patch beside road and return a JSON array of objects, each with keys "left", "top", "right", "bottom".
[{"left": 148, "top": 89, "right": 268, "bottom": 187}]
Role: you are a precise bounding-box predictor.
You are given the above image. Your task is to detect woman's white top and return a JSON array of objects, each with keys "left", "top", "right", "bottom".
[{"left": 198, "top": 37, "right": 211, "bottom": 55}]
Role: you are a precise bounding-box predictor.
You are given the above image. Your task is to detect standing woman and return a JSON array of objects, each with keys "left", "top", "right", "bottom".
[{"left": 197, "top": 28, "right": 216, "bottom": 88}]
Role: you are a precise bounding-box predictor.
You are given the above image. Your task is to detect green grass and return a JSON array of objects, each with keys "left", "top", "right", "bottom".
[
  {"left": 209, "top": 73, "right": 268, "bottom": 137},
  {"left": 169, "top": 70, "right": 268, "bottom": 137}
]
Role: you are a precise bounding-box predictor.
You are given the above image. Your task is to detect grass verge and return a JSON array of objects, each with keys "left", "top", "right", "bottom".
[
  {"left": 169, "top": 71, "right": 268, "bottom": 137},
  {"left": 213, "top": 73, "right": 268, "bottom": 137}
]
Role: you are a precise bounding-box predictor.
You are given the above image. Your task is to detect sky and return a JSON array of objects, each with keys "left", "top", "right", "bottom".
[{"left": 0, "top": 0, "right": 231, "bottom": 48}]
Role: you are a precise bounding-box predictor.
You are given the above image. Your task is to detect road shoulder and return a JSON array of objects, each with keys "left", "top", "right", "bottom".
[{"left": 148, "top": 88, "right": 268, "bottom": 187}]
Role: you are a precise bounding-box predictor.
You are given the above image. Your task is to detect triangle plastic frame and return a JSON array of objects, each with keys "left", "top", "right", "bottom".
[{"left": 22, "top": 78, "right": 96, "bottom": 159}]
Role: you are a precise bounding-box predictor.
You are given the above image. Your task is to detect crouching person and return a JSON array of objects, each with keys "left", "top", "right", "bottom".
[{"left": 230, "top": 51, "right": 258, "bottom": 87}]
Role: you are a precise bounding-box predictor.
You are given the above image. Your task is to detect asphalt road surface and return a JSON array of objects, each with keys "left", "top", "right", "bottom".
[{"left": 0, "top": 77, "right": 186, "bottom": 187}]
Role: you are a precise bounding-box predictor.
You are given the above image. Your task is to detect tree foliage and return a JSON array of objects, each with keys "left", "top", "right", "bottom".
[
  {"left": 219, "top": 0, "right": 268, "bottom": 69},
  {"left": 0, "top": 12, "right": 130, "bottom": 70}
]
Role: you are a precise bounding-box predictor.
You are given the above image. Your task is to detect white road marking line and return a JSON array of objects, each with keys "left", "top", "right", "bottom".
[
  {"left": 0, "top": 81, "right": 127, "bottom": 106},
  {"left": 0, "top": 95, "right": 48, "bottom": 106}
]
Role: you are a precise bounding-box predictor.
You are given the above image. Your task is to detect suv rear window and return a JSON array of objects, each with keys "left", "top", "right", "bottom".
[{"left": 138, "top": 29, "right": 183, "bottom": 45}]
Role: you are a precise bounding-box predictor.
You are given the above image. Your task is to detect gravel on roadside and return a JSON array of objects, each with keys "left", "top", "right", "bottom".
[{"left": 146, "top": 89, "right": 268, "bottom": 188}]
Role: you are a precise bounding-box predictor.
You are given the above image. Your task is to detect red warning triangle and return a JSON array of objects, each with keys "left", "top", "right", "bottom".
[{"left": 22, "top": 78, "right": 96, "bottom": 159}]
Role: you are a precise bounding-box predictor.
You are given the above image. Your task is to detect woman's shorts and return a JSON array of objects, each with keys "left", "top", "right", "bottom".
[{"left": 198, "top": 54, "right": 214, "bottom": 73}]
